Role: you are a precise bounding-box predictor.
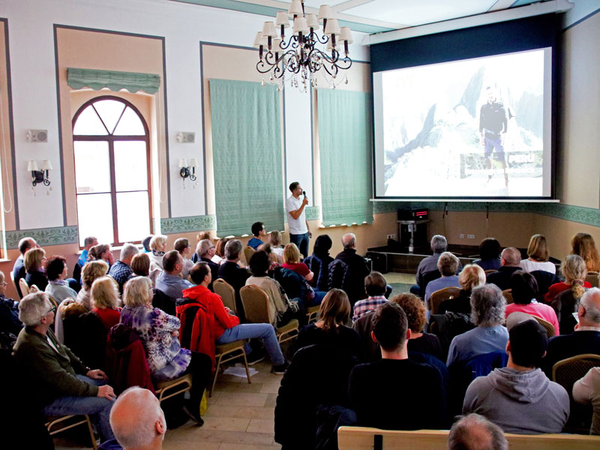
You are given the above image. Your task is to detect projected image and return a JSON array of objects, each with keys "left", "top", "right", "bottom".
[{"left": 374, "top": 48, "right": 551, "bottom": 198}]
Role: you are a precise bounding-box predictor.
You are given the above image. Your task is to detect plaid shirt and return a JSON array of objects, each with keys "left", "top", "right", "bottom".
[
  {"left": 352, "top": 296, "right": 388, "bottom": 322},
  {"left": 108, "top": 260, "right": 133, "bottom": 292}
]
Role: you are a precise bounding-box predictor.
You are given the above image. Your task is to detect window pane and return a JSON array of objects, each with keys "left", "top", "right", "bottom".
[
  {"left": 77, "top": 194, "right": 114, "bottom": 246},
  {"left": 114, "top": 141, "right": 148, "bottom": 191},
  {"left": 93, "top": 100, "right": 126, "bottom": 134},
  {"left": 74, "top": 141, "right": 111, "bottom": 193},
  {"left": 73, "top": 105, "right": 108, "bottom": 135},
  {"left": 117, "top": 192, "right": 150, "bottom": 243},
  {"left": 113, "top": 107, "right": 145, "bottom": 135}
]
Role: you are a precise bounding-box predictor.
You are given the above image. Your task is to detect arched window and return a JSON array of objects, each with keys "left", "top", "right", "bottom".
[{"left": 72, "top": 96, "right": 152, "bottom": 247}]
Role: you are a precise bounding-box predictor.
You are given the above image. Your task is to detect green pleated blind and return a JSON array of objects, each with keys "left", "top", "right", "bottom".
[
  {"left": 210, "top": 79, "right": 284, "bottom": 237},
  {"left": 67, "top": 68, "right": 161, "bottom": 94},
  {"left": 318, "top": 89, "right": 373, "bottom": 227}
]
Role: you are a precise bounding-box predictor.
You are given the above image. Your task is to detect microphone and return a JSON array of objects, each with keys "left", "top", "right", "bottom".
[{"left": 302, "top": 190, "right": 307, "bottom": 197}]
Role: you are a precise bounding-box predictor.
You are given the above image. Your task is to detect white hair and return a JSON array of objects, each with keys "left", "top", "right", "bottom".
[
  {"left": 18, "top": 292, "right": 51, "bottom": 327},
  {"left": 581, "top": 288, "right": 600, "bottom": 324},
  {"left": 120, "top": 243, "right": 139, "bottom": 261}
]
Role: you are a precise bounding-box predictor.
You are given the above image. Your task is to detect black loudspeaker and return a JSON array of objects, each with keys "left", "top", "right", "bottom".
[{"left": 366, "top": 252, "right": 388, "bottom": 273}]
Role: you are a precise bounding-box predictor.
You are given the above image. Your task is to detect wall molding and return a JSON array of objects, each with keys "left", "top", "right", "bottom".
[
  {"left": 160, "top": 215, "right": 216, "bottom": 234},
  {"left": 6, "top": 226, "right": 79, "bottom": 249}
]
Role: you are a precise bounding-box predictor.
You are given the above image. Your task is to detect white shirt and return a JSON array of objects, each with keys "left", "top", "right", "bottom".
[
  {"left": 286, "top": 195, "right": 307, "bottom": 235},
  {"left": 519, "top": 259, "right": 556, "bottom": 274}
]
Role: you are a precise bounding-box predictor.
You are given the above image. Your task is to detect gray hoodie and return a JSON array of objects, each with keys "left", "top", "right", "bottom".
[{"left": 463, "top": 367, "right": 570, "bottom": 434}]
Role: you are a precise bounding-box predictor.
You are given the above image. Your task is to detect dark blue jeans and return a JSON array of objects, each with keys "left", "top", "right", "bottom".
[{"left": 290, "top": 232, "right": 309, "bottom": 259}]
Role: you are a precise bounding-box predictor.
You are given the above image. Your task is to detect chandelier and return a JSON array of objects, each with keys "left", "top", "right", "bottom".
[{"left": 254, "top": 1, "right": 353, "bottom": 92}]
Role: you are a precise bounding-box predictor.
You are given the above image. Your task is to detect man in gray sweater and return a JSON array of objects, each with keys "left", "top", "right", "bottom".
[{"left": 462, "top": 318, "right": 570, "bottom": 434}]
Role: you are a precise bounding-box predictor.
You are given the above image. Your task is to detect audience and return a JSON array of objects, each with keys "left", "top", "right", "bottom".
[
  {"left": 424, "top": 251, "right": 460, "bottom": 304},
  {"left": 551, "top": 257, "right": 590, "bottom": 334},
  {"left": 439, "top": 264, "right": 485, "bottom": 316},
  {"left": 213, "top": 237, "right": 229, "bottom": 264},
  {"left": 142, "top": 235, "right": 153, "bottom": 253},
  {"left": 148, "top": 235, "right": 167, "bottom": 272},
  {"left": 486, "top": 247, "right": 523, "bottom": 291},
  {"left": 448, "top": 413, "right": 508, "bottom": 450},
  {"left": 304, "top": 234, "right": 334, "bottom": 292},
  {"left": 520, "top": 234, "right": 556, "bottom": 274},
  {"left": 0, "top": 270, "right": 22, "bottom": 334},
  {"left": 269, "top": 230, "right": 285, "bottom": 263},
  {"left": 349, "top": 302, "right": 445, "bottom": 430},
  {"left": 447, "top": 284, "right": 508, "bottom": 367},
  {"left": 463, "top": 318, "right": 569, "bottom": 434},
  {"left": 195, "top": 239, "right": 219, "bottom": 289},
  {"left": 571, "top": 232, "right": 600, "bottom": 274},
  {"left": 91, "top": 276, "right": 121, "bottom": 332},
  {"left": 573, "top": 367, "right": 600, "bottom": 435},
  {"left": 246, "top": 251, "right": 299, "bottom": 327},
  {"left": 131, "top": 252, "right": 151, "bottom": 278},
  {"left": 108, "top": 243, "right": 139, "bottom": 294},
  {"left": 76, "top": 260, "right": 110, "bottom": 312},
  {"left": 217, "top": 239, "right": 250, "bottom": 319},
  {"left": 109, "top": 387, "right": 166, "bottom": 450},
  {"left": 545, "top": 254, "right": 591, "bottom": 303},
  {"left": 412, "top": 234, "right": 448, "bottom": 295},
  {"left": 24, "top": 247, "right": 48, "bottom": 292},
  {"left": 89, "top": 244, "right": 116, "bottom": 268},
  {"left": 155, "top": 251, "right": 193, "bottom": 299},
  {"left": 13, "top": 236, "right": 38, "bottom": 298},
  {"left": 543, "top": 288, "right": 600, "bottom": 375},
  {"left": 79, "top": 236, "right": 98, "bottom": 267},
  {"left": 182, "top": 262, "right": 288, "bottom": 373},
  {"left": 174, "top": 238, "right": 194, "bottom": 279},
  {"left": 395, "top": 293, "right": 443, "bottom": 361},
  {"left": 45, "top": 255, "right": 78, "bottom": 303},
  {"left": 352, "top": 271, "right": 388, "bottom": 322},
  {"left": 334, "top": 233, "right": 371, "bottom": 304},
  {"left": 282, "top": 243, "right": 314, "bottom": 282},
  {"left": 13, "top": 292, "right": 116, "bottom": 443},
  {"left": 248, "top": 221, "right": 266, "bottom": 250},
  {"left": 473, "top": 238, "right": 502, "bottom": 271}
]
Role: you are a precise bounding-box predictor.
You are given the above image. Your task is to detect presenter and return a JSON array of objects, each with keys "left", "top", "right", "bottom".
[
  {"left": 479, "top": 86, "right": 509, "bottom": 189},
  {"left": 285, "top": 182, "right": 312, "bottom": 258}
]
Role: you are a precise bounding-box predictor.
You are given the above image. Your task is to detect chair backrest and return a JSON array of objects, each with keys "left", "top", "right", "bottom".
[
  {"left": 243, "top": 246, "right": 255, "bottom": 265},
  {"left": 152, "top": 289, "right": 176, "bottom": 316},
  {"left": 213, "top": 278, "right": 237, "bottom": 313},
  {"left": 531, "top": 314, "right": 556, "bottom": 338},
  {"left": 240, "top": 285, "right": 271, "bottom": 324},
  {"left": 273, "top": 267, "right": 307, "bottom": 301},
  {"left": 553, "top": 353, "right": 600, "bottom": 390},
  {"left": 586, "top": 271, "right": 599, "bottom": 288},
  {"left": 429, "top": 286, "right": 460, "bottom": 314},
  {"left": 19, "top": 278, "right": 30, "bottom": 297},
  {"left": 530, "top": 269, "right": 561, "bottom": 298},
  {"left": 502, "top": 289, "right": 514, "bottom": 304},
  {"left": 419, "top": 270, "right": 442, "bottom": 299},
  {"left": 484, "top": 269, "right": 497, "bottom": 276},
  {"left": 9, "top": 271, "right": 23, "bottom": 300}
]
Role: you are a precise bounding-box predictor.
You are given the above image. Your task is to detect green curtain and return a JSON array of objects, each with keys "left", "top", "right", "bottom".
[
  {"left": 210, "top": 79, "right": 284, "bottom": 237},
  {"left": 318, "top": 89, "right": 373, "bottom": 227},
  {"left": 67, "top": 68, "right": 161, "bottom": 94}
]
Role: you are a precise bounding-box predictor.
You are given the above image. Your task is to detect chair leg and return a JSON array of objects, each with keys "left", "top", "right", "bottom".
[
  {"left": 85, "top": 415, "right": 98, "bottom": 450},
  {"left": 210, "top": 354, "right": 223, "bottom": 397},
  {"left": 242, "top": 350, "right": 251, "bottom": 385}
]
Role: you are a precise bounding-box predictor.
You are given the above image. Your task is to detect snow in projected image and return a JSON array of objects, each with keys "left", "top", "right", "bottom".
[{"left": 378, "top": 49, "right": 549, "bottom": 198}]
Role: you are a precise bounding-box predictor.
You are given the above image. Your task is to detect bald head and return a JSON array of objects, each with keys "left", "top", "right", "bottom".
[
  {"left": 580, "top": 288, "right": 600, "bottom": 327},
  {"left": 448, "top": 413, "right": 507, "bottom": 450},
  {"left": 110, "top": 387, "right": 166, "bottom": 449},
  {"left": 342, "top": 233, "right": 356, "bottom": 249},
  {"left": 501, "top": 247, "right": 521, "bottom": 267}
]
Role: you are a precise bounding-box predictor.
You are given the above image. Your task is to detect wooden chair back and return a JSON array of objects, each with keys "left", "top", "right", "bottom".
[
  {"left": 586, "top": 271, "right": 599, "bottom": 288},
  {"left": 502, "top": 289, "right": 513, "bottom": 304},
  {"left": 213, "top": 278, "right": 237, "bottom": 314},
  {"left": 532, "top": 315, "right": 556, "bottom": 338},
  {"left": 243, "top": 246, "right": 255, "bottom": 265},
  {"left": 484, "top": 269, "right": 497, "bottom": 276},
  {"left": 10, "top": 271, "right": 23, "bottom": 299},
  {"left": 19, "top": 278, "right": 30, "bottom": 297},
  {"left": 553, "top": 353, "right": 600, "bottom": 390},
  {"left": 429, "top": 286, "right": 460, "bottom": 314},
  {"left": 240, "top": 285, "right": 271, "bottom": 324}
]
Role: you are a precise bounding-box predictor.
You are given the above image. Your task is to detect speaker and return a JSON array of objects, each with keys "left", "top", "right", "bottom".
[{"left": 26, "top": 129, "right": 48, "bottom": 143}]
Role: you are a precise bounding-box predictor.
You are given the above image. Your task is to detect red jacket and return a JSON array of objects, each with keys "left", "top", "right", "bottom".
[{"left": 181, "top": 285, "right": 239, "bottom": 339}]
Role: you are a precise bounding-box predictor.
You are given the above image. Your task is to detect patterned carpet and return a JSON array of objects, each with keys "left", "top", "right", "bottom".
[{"left": 389, "top": 283, "right": 413, "bottom": 296}]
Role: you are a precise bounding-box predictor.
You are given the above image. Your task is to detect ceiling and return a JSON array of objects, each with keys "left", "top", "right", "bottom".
[{"left": 170, "top": 0, "right": 548, "bottom": 33}]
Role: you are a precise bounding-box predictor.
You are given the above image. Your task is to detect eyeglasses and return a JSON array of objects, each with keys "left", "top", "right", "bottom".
[{"left": 46, "top": 305, "right": 56, "bottom": 314}]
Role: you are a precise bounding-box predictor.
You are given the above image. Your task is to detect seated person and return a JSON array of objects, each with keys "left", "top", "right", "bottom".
[
  {"left": 155, "top": 251, "right": 192, "bottom": 299},
  {"left": 571, "top": 232, "right": 600, "bottom": 275},
  {"left": 89, "top": 244, "right": 116, "bottom": 268},
  {"left": 24, "top": 247, "right": 48, "bottom": 292},
  {"left": 282, "top": 243, "right": 314, "bottom": 282},
  {"left": 195, "top": 239, "right": 219, "bottom": 290},
  {"left": 463, "top": 318, "right": 570, "bottom": 434},
  {"left": 334, "top": 233, "right": 372, "bottom": 305},
  {"left": 212, "top": 237, "right": 229, "bottom": 265},
  {"left": 13, "top": 292, "right": 116, "bottom": 443},
  {"left": 411, "top": 234, "right": 447, "bottom": 296},
  {"left": 349, "top": 302, "right": 445, "bottom": 430},
  {"left": 573, "top": 367, "right": 600, "bottom": 435},
  {"left": 447, "top": 284, "right": 508, "bottom": 367},
  {"left": 293, "top": 289, "right": 363, "bottom": 359},
  {"left": 473, "top": 238, "right": 502, "bottom": 272},
  {"left": 45, "top": 255, "right": 78, "bottom": 303},
  {"left": 120, "top": 277, "right": 209, "bottom": 424},
  {"left": 269, "top": 230, "right": 285, "bottom": 263},
  {"left": 248, "top": 221, "right": 266, "bottom": 250},
  {"left": 174, "top": 238, "right": 194, "bottom": 280},
  {"left": 13, "top": 237, "right": 38, "bottom": 298},
  {"left": 79, "top": 236, "right": 98, "bottom": 267},
  {"left": 505, "top": 271, "right": 559, "bottom": 336},
  {"left": 486, "top": 247, "right": 522, "bottom": 291},
  {"left": 448, "top": 413, "right": 508, "bottom": 450},
  {"left": 304, "top": 234, "right": 334, "bottom": 292},
  {"left": 519, "top": 234, "right": 556, "bottom": 274},
  {"left": 182, "top": 262, "right": 288, "bottom": 373},
  {"left": 439, "top": 264, "right": 486, "bottom": 316},
  {"left": 352, "top": 271, "right": 388, "bottom": 322},
  {"left": 108, "top": 243, "right": 138, "bottom": 294},
  {"left": 130, "top": 252, "right": 151, "bottom": 279},
  {"left": 91, "top": 276, "right": 121, "bottom": 332},
  {"left": 246, "top": 251, "right": 299, "bottom": 327},
  {"left": 395, "top": 293, "right": 443, "bottom": 361},
  {"left": 0, "top": 270, "right": 22, "bottom": 335},
  {"left": 148, "top": 235, "right": 167, "bottom": 272},
  {"left": 217, "top": 239, "right": 250, "bottom": 319},
  {"left": 425, "top": 251, "right": 461, "bottom": 305},
  {"left": 545, "top": 254, "right": 591, "bottom": 303}
]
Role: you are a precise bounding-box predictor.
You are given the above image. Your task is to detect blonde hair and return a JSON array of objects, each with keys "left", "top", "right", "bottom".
[
  {"left": 82, "top": 260, "right": 109, "bottom": 289},
  {"left": 283, "top": 243, "right": 301, "bottom": 264},
  {"left": 150, "top": 235, "right": 167, "bottom": 251},
  {"left": 24, "top": 248, "right": 46, "bottom": 272},
  {"left": 269, "top": 230, "right": 282, "bottom": 247},
  {"left": 123, "top": 277, "right": 153, "bottom": 308},
  {"left": 91, "top": 276, "right": 119, "bottom": 310},
  {"left": 571, "top": 233, "right": 600, "bottom": 273},
  {"left": 459, "top": 264, "right": 486, "bottom": 291},
  {"left": 561, "top": 254, "right": 587, "bottom": 299},
  {"left": 527, "top": 234, "right": 549, "bottom": 262},
  {"left": 318, "top": 289, "right": 351, "bottom": 332},
  {"left": 131, "top": 253, "right": 150, "bottom": 277}
]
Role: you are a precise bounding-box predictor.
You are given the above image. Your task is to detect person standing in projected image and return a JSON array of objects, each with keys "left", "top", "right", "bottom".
[{"left": 479, "top": 86, "right": 509, "bottom": 189}]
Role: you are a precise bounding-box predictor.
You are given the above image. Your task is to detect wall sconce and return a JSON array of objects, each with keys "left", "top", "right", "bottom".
[
  {"left": 28, "top": 160, "right": 53, "bottom": 187},
  {"left": 179, "top": 158, "right": 198, "bottom": 181}
]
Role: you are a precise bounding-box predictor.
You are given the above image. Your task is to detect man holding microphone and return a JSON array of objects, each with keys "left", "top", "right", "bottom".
[{"left": 285, "top": 182, "right": 312, "bottom": 258}]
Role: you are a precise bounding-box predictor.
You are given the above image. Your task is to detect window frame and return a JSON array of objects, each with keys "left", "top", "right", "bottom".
[{"left": 72, "top": 95, "right": 153, "bottom": 248}]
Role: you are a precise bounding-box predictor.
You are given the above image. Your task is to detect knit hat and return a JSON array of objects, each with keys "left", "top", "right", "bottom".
[{"left": 509, "top": 319, "right": 548, "bottom": 368}]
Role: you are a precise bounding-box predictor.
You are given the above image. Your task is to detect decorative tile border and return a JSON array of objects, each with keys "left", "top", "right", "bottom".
[
  {"left": 160, "top": 215, "right": 217, "bottom": 234},
  {"left": 6, "top": 226, "right": 79, "bottom": 249},
  {"left": 534, "top": 203, "right": 600, "bottom": 227}
]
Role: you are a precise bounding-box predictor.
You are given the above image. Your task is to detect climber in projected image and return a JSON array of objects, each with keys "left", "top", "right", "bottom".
[{"left": 479, "top": 86, "right": 509, "bottom": 189}]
